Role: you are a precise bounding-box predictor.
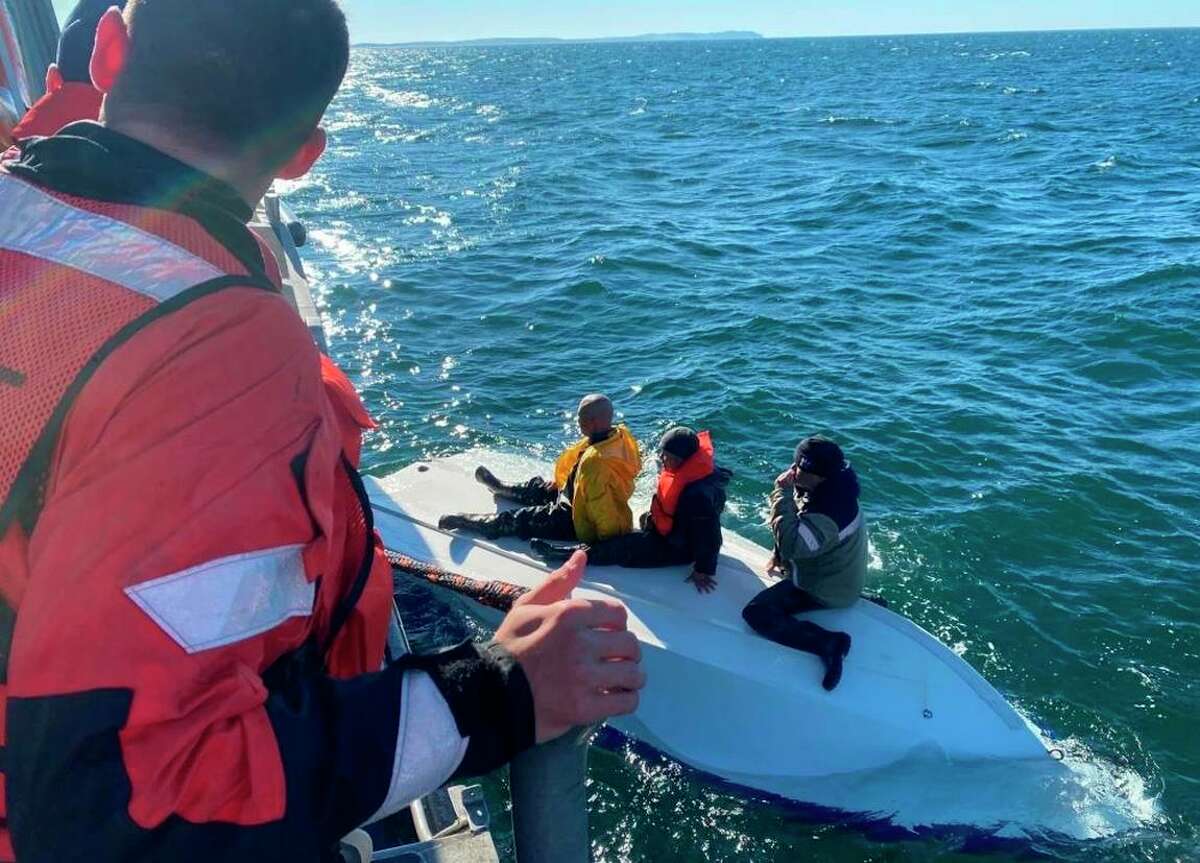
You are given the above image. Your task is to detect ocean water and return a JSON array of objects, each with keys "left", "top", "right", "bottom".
[{"left": 280, "top": 29, "right": 1200, "bottom": 861}]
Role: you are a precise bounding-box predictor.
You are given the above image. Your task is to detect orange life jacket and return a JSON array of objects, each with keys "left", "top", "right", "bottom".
[
  {"left": 0, "top": 168, "right": 390, "bottom": 859},
  {"left": 650, "top": 431, "right": 715, "bottom": 536},
  {"left": 0, "top": 171, "right": 265, "bottom": 536}
]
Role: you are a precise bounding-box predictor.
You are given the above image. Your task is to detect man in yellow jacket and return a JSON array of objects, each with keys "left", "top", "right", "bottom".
[{"left": 440, "top": 394, "right": 642, "bottom": 543}]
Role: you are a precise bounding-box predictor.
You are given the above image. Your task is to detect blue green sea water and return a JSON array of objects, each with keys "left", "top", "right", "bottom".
[{"left": 280, "top": 29, "right": 1200, "bottom": 861}]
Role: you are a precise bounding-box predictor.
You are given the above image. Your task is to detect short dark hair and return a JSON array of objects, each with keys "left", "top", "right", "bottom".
[
  {"left": 660, "top": 427, "right": 700, "bottom": 461},
  {"left": 110, "top": 0, "right": 349, "bottom": 163}
]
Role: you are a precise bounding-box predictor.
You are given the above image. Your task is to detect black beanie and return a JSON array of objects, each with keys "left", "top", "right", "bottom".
[
  {"left": 57, "top": 0, "right": 127, "bottom": 83},
  {"left": 794, "top": 436, "right": 846, "bottom": 478},
  {"left": 660, "top": 427, "right": 700, "bottom": 461}
]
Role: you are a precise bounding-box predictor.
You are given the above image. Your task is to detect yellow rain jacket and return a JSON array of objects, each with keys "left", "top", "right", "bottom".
[{"left": 552, "top": 425, "right": 642, "bottom": 543}]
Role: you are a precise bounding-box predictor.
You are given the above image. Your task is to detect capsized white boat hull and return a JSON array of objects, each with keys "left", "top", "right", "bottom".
[{"left": 367, "top": 451, "right": 1051, "bottom": 795}]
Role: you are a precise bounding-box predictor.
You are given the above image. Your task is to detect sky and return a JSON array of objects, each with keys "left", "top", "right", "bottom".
[{"left": 53, "top": 1, "right": 1200, "bottom": 44}]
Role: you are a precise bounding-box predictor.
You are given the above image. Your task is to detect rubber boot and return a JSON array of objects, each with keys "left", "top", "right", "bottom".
[
  {"left": 475, "top": 466, "right": 550, "bottom": 506},
  {"left": 475, "top": 466, "right": 505, "bottom": 492},
  {"left": 438, "top": 512, "right": 513, "bottom": 540},
  {"left": 816, "top": 630, "right": 852, "bottom": 692},
  {"left": 530, "top": 538, "right": 586, "bottom": 564},
  {"left": 781, "top": 620, "right": 852, "bottom": 692}
]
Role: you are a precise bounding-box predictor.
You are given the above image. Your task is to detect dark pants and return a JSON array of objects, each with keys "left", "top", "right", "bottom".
[
  {"left": 742, "top": 579, "right": 835, "bottom": 652},
  {"left": 495, "top": 502, "right": 577, "bottom": 542},
  {"left": 494, "top": 476, "right": 558, "bottom": 508},
  {"left": 481, "top": 474, "right": 577, "bottom": 541},
  {"left": 584, "top": 530, "right": 692, "bottom": 569}
]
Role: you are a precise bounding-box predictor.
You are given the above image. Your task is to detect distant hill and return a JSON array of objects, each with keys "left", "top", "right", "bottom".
[{"left": 357, "top": 31, "right": 764, "bottom": 48}]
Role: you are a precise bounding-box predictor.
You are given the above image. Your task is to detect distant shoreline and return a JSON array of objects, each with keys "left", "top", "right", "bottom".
[
  {"left": 354, "top": 25, "right": 1198, "bottom": 49},
  {"left": 355, "top": 31, "right": 763, "bottom": 49}
]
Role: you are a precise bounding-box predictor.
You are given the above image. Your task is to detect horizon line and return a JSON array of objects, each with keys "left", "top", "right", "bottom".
[{"left": 353, "top": 23, "right": 1200, "bottom": 48}]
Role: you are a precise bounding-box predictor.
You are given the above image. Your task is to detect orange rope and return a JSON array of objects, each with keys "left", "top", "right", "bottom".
[{"left": 386, "top": 549, "right": 528, "bottom": 612}]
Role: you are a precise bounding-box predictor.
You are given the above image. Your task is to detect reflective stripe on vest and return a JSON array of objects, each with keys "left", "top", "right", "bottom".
[
  {"left": 0, "top": 172, "right": 269, "bottom": 534},
  {"left": 124, "top": 544, "right": 313, "bottom": 654},
  {"left": 838, "top": 512, "right": 863, "bottom": 542},
  {"left": 0, "top": 174, "right": 224, "bottom": 299},
  {"left": 795, "top": 511, "right": 862, "bottom": 553}
]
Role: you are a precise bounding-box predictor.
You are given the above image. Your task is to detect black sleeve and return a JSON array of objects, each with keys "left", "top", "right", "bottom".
[
  {"left": 681, "top": 492, "right": 723, "bottom": 576},
  {"left": 7, "top": 643, "right": 534, "bottom": 863},
  {"left": 7, "top": 667, "right": 408, "bottom": 863},
  {"left": 402, "top": 640, "right": 536, "bottom": 779},
  {"left": 265, "top": 639, "right": 536, "bottom": 829}
]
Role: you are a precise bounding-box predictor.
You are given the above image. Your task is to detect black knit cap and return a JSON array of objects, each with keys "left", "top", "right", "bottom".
[
  {"left": 57, "top": 0, "right": 127, "bottom": 83},
  {"left": 659, "top": 426, "right": 700, "bottom": 461},
  {"left": 794, "top": 436, "right": 846, "bottom": 478}
]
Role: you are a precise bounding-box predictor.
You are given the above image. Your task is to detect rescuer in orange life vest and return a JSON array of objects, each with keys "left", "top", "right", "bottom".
[
  {"left": 8, "top": 0, "right": 125, "bottom": 140},
  {"left": 0, "top": 2, "right": 643, "bottom": 862},
  {"left": 534, "top": 427, "right": 733, "bottom": 594}
]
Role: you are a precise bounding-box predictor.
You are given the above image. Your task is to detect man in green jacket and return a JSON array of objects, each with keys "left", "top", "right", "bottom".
[{"left": 742, "top": 436, "right": 867, "bottom": 691}]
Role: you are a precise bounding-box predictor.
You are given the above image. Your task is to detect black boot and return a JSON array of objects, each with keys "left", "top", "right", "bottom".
[
  {"left": 763, "top": 619, "right": 849, "bottom": 696},
  {"left": 438, "top": 512, "right": 512, "bottom": 540},
  {"left": 530, "top": 538, "right": 585, "bottom": 563},
  {"left": 817, "top": 631, "right": 852, "bottom": 692},
  {"left": 475, "top": 466, "right": 503, "bottom": 492},
  {"left": 475, "top": 466, "right": 552, "bottom": 507}
]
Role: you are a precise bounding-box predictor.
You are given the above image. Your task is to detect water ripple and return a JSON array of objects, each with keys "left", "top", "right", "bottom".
[{"left": 292, "top": 29, "right": 1200, "bottom": 862}]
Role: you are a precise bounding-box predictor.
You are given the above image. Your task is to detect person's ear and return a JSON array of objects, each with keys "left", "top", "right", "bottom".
[
  {"left": 45, "top": 63, "right": 64, "bottom": 93},
  {"left": 277, "top": 127, "right": 326, "bottom": 180},
  {"left": 90, "top": 7, "right": 130, "bottom": 95}
]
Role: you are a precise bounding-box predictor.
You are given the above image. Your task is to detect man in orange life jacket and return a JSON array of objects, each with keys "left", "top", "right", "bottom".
[
  {"left": 535, "top": 427, "right": 733, "bottom": 594},
  {"left": 9, "top": 0, "right": 125, "bottom": 140},
  {"left": 0, "top": 2, "right": 643, "bottom": 862}
]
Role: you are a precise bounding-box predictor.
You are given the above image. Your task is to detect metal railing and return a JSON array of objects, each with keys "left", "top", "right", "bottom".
[{"left": 3, "top": 0, "right": 59, "bottom": 107}]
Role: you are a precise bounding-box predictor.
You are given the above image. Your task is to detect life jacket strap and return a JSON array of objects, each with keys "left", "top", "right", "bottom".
[{"left": 0, "top": 594, "right": 12, "bottom": 685}]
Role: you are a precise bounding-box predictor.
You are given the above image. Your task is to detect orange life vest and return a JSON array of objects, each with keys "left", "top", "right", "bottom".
[
  {"left": 0, "top": 168, "right": 390, "bottom": 859},
  {"left": 0, "top": 172, "right": 272, "bottom": 537},
  {"left": 650, "top": 431, "right": 715, "bottom": 536}
]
